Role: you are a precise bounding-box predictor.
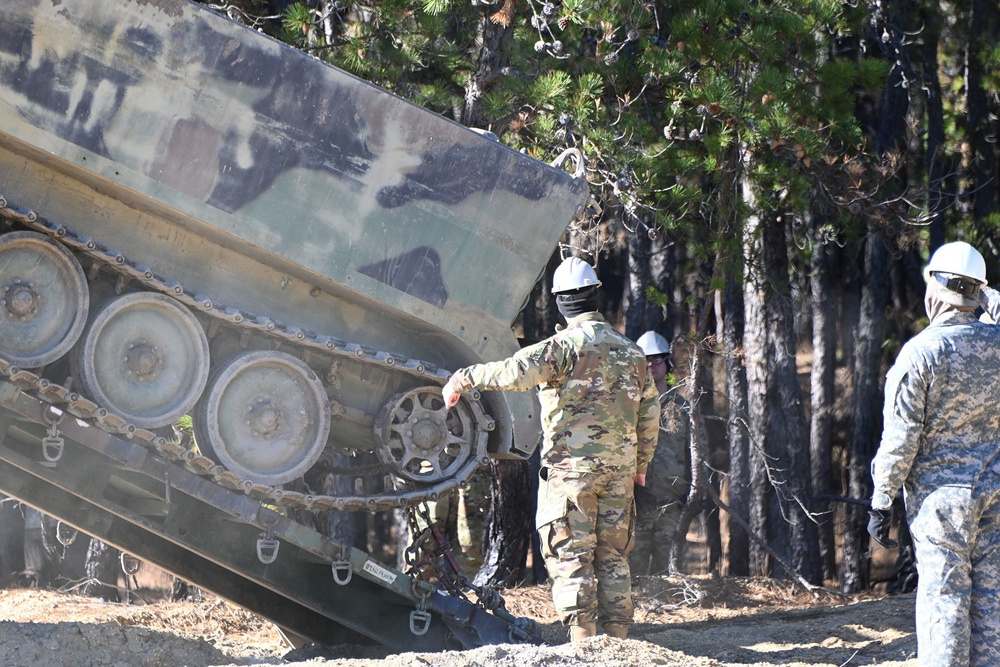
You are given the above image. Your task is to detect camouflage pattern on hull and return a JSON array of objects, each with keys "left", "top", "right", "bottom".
[{"left": 0, "top": 0, "right": 589, "bottom": 464}]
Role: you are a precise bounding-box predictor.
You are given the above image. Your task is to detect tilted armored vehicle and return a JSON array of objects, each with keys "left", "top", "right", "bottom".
[{"left": 0, "top": 0, "right": 588, "bottom": 650}]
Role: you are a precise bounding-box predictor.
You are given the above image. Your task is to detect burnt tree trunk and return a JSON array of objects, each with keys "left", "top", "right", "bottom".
[
  {"left": 841, "top": 0, "right": 909, "bottom": 593},
  {"left": 810, "top": 218, "right": 838, "bottom": 582},
  {"left": 0, "top": 497, "right": 24, "bottom": 580},
  {"left": 770, "top": 218, "right": 820, "bottom": 584},
  {"left": 723, "top": 274, "right": 750, "bottom": 576},
  {"left": 918, "top": 1, "right": 946, "bottom": 251},
  {"left": 966, "top": 0, "right": 1000, "bottom": 225},
  {"left": 668, "top": 339, "right": 709, "bottom": 574},
  {"left": 473, "top": 459, "right": 530, "bottom": 588},
  {"left": 841, "top": 234, "right": 890, "bottom": 593},
  {"left": 82, "top": 538, "right": 120, "bottom": 601},
  {"left": 323, "top": 456, "right": 366, "bottom": 552},
  {"left": 743, "top": 205, "right": 778, "bottom": 576},
  {"left": 744, "top": 205, "right": 820, "bottom": 581},
  {"left": 626, "top": 225, "right": 652, "bottom": 340}
]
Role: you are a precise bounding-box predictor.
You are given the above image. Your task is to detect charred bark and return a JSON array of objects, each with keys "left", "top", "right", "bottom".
[
  {"left": 473, "top": 459, "right": 530, "bottom": 588},
  {"left": 626, "top": 225, "right": 652, "bottom": 340},
  {"left": 82, "top": 539, "right": 121, "bottom": 602},
  {"left": 918, "top": 2, "right": 946, "bottom": 251},
  {"left": 743, "top": 206, "right": 820, "bottom": 581},
  {"left": 668, "top": 338, "right": 709, "bottom": 575},
  {"left": 966, "top": 0, "right": 1000, "bottom": 224},
  {"left": 841, "top": 234, "right": 890, "bottom": 593},
  {"left": 743, "top": 206, "right": 774, "bottom": 576},
  {"left": 723, "top": 274, "right": 750, "bottom": 576},
  {"left": 809, "top": 221, "right": 838, "bottom": 582},
  {"left": 0, "top": 497, "right": 24, "bottom": 581}
]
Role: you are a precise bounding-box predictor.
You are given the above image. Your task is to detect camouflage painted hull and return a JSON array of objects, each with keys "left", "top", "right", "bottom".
[{"left": 0, "top": 0, "right": 588, "bottom": 506}]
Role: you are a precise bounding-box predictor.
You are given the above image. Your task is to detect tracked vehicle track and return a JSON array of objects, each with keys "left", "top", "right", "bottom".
[{"left": 0, "top": 195, "right": 492, "bottom": 513}]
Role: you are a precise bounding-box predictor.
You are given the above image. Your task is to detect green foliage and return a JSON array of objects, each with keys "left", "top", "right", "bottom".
[
  {"left": 856, "top": 58, "right": 889, "bottom": 94},
  {"left": 281, "top": 2, "right": 312, "bottom": 38},
  {"left": 979, "top": 45, "right": 1000, "bottom": 94},
  {"left": 421, "top": 0, "right": 451, "bottom": 15}
]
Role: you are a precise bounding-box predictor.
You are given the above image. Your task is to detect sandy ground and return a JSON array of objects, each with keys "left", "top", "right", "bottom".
[{"left": 0, "top": 575, "right": 917, "bottom": 666}]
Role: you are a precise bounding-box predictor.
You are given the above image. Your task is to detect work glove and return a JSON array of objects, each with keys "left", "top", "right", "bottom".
[
  {"left": 633, "top": 484, "right": 659, "bottom": 520},
  {"left": 867, "top": 508, "right": 898, "bottom": 548}
]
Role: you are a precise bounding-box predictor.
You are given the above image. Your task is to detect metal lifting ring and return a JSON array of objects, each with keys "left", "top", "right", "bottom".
[
  {"left": 55, "top": 521, "right": 77, "bottom": 546},
  {"left": 120, "top": 552, "right": 140, "bottom": 575}
]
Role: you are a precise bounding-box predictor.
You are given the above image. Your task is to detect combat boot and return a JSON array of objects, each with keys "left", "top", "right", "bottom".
[
  {"left": 570, "top": 621, "right": 597, "bottom": 642},
  {"left": 603, "top": 623, "right": 629, "bottom": 639}
]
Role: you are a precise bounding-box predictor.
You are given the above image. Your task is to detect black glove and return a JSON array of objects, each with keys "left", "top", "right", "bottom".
[
  {"left": 867, "top": 508, "right": 898, "bottom": 548},
  {"left": 633, "top": 484, "right": 659, "bottom": 520}
]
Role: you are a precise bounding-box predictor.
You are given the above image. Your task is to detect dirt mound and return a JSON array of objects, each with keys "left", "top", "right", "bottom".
[{"left": 0, "top": 577, "right": 917, "bottom": 666}]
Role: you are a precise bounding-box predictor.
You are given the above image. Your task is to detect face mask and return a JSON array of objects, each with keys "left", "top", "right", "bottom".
[{"left": 556, "top": 289, "right": 598, "bottom": 320}]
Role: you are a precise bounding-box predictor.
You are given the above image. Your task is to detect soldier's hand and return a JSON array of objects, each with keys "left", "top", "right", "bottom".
[
  {"left": 867, "top": 508, "right": 898, "bottom": 548},
  {"left": 634, "top": 473, "right": 646, "bottom": 487},
  {"left": 442, "top": 377, "right": 461, "bottom": 409}
]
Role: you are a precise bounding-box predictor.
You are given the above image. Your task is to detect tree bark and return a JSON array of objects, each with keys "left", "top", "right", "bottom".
[
  {"left": 462, "top": 10, "right": 514, "bottom": 128},
  {"left": 82, "top": 538, "right": 121, "bottom": 601},
  {"left": 626, "top": 225, "right": 652, "bottom": 340},
  {"left": 966, "top": 0, "right": 1000, "bottom": 224},
  {"left": 668, "top": 338, "right": 708, "bottom": 574},
  {"left": 771, "top": 217, "right": 820, "bottom": 584},
  {"left": 473, "top": 459, "right": 530, "bottom": 588},
  {"left": 841, "top": 234, "right": 890, "bottom": 593},
  {"left": 743, "top": 203, "right": 820, "bottom": 582},
  {"left": 919, "top": 1, "right": 946, "bottom": 251},
  {"left": 743, "top": 191, "right": 774, "bottom": 577},
  {"left": 0, "top": 497, "right": 24, "bottom": 580},
  {"left": 809, "top": 218, "right": 837, "bottom": 582},
  {"left": 723, "top": 273, "right": 750, "bottom": 576},
  {"left": 323, "top": 457, "right": 367, "bottom": 552}
]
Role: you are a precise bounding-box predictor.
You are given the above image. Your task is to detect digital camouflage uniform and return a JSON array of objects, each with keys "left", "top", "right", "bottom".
[
  {"left": 449, "top": 312, "right": 659, "bottom": 629},
  {"left": 871, "top": 304, "right": 1000, "bottom": 667},
  {"left": 630, "top": 386, "right": 690, "bottom": 575}
]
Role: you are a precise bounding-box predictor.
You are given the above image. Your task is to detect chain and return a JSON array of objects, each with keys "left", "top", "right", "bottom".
[{"left": 404, "top": 503, "right": 472, "bottom": 601}]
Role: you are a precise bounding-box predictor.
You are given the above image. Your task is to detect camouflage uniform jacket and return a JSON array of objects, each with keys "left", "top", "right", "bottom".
[
  {"left": 870, "top": 310, "right": 1000, "bottom": 510},
  {"left": 450, "top": 312, "right": 659, "bottom": 475},
  {"left": 645, "top": 387, "right": 691, "bottom": 504}
]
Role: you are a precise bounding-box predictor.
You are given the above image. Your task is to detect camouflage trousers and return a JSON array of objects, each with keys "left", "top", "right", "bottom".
[
  {"left": 629, "top": 498, "right": 682, "bottom": 576},
  {"left": 906, "top": 481, "right": 1000, "bottom": 666},
  {"left": 536, "top": 467, "right": 634, "bottom": 628}
]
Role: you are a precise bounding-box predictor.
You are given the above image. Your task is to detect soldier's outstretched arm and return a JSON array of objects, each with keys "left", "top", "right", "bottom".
[{"left": 443, "top": 338, "right": 567, "bottom": 409}]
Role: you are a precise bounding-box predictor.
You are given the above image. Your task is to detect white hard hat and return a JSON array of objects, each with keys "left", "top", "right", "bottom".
[
  {"left": 551, "top": 257, "right": 602, "bottom": 294},
  {"left": 637, "top": 331, "right": 670, "bottom": 357},
  {"left": 924, "top": 241, "right": 987, "bottom": 285}
]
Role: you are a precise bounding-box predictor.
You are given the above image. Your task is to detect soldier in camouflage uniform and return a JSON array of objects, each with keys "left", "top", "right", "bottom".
[
  {"left": 629, "top": 331, "right": 689, "bottom": 576},
  {"left": 443, "top": 257, "right": 658, "bottom": 642},
  {"left": 869, "top": 241, "right": 1000, "bottom": 667}
]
